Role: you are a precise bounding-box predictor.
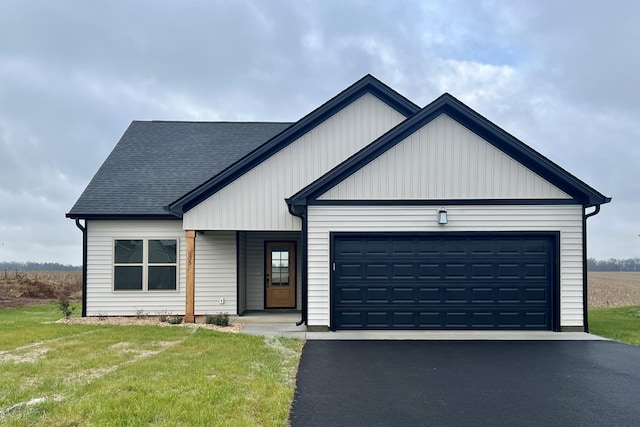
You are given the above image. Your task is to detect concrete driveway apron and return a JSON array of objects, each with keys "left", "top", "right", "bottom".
[{"left": 289, "top": 340, "right": 640, "bottom": 427}]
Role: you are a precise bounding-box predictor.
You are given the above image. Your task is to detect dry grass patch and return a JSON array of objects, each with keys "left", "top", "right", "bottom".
[
  {"left": 0, "top": 271, "right": 81, "bottom": 308},
  {"left": 588, "top": 272, "right": 640, "bottom": 308}
]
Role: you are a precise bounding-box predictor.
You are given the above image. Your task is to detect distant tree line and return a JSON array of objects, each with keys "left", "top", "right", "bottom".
[
  {"left": 0, "top": 262, "right": 81, "bottom": 271},
  {"left": 587, "top": 258, "right": 640, "bottom": 272}
]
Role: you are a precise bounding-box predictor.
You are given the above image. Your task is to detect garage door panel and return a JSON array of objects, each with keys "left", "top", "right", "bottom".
[
  {"left": 338, "top": 260, "right": 550, "bottom": 278},
  {"left": 365, "top": 264, "right": 387, "bottom": 278},
  {"left": 524, "top": 287, "right": 548, "bottom": 303},
  {"left": 392, "top": 264, "right": 414, "bottom": 278},
  {"left": 335, "top": 283, "right": 552, "bottom": 305},
  {"left": 337, "top": 239, "right": 362, "bottom": 255},
  {"left": 524, "top": 312, "right": 549, "bottom": 328},
  {"left": 392, "top": 287, "right": 414, "bottom": 302},
  {"left": 445, "top": 287, "right": 467, "bottom": 301},
  {"left": 333, "top": 305, "right": 552, "bottom": 329},
  {"left": 498, "top": 288, "right": 520, "bottom": 302},
  {"left": 366, "top": 240, "right": 388, "bottom": 255},
  {"left": 418, "top": 311, "right": 441, "bottom": 327},
  {"left": 338, "top": 264, "right": 361, "bottom": 278},
  {"left": 524, "top": 239, "right": 547, "bottom": 254},
  {"left": 524, "top": 264, "right": 548, "bottom": 278},
  {"left": 497, "top": 240, "right": 520, "bottom": 254},
  {"left": 339, "top": 311, "right": 363, "bottom": 327},
  {"left": 445, "top": 241, "right": 467, "bottom": 254},
  {"left": 445, "top": 264, "right": 468, "bottom": 277},
  {"left": 498, "top": 264, "right": 520, "bottom": 278},
  {"left": 367, "top": 311, "right": 390, "bottom": 326},
  {"left": 336, "top": 287, "right": 361, "bottom": 302},
  {"left": 366, "top": 288, "right": 388, "bottom": 301},
  {"left": 418, "top": 287, "right": 441, "bottom": 302},
  {"left": 332, "top": 233, "right": 556, "bottom": 330},
  {"left": 471, "top": 264, "right": 494, "bottom": 278},
  {"left": 418, "top": 240, "right": 441, "bottom": 255},
  {"left": 419, "top": 264, "right": 441, "bottom": 278},
  {"left": 392, "top": 311, "right": 415, "bottom": 327},
  {"left": 472, "top": 287, "right": 494, "bottom": 302},
  {"left": 470, "top": 240, "right": 494, "bottom": 254},
  {"left": 392, "top": 240, "right": 414, "bottom": 254}
]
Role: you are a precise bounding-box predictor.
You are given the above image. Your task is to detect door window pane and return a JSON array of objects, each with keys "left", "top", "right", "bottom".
[
  {"left": 114, "top": 266, "right": 143, "bottom": 290},
  {"left": 271, "top": 248, "right": 290, "bottom": 286}
]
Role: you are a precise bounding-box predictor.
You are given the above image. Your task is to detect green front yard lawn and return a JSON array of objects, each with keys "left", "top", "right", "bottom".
[
  {"left": 0, "top": 304, "right": 303, "bottom": 426},
  {"left": 589, "top": 305, "right": 640, "bottom": 346}
]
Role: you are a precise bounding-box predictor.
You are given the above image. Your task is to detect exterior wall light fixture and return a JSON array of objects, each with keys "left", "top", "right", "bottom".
[{"left": 438, "top": 208, "right": 448, "bottom": 225}]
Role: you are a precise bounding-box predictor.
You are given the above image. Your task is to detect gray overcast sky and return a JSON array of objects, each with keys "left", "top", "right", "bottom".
[{"left": 0, "top": 0, "right": 638, "bottom": 265}]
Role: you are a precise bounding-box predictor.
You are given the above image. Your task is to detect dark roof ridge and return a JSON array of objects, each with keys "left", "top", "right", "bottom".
[{"left": 145, "top": 120, "right": 294, "bottom": 124}]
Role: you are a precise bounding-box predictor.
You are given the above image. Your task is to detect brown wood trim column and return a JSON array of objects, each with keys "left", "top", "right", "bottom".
[{"left": 185, "top": 230, "right": 196, "bottom": 323}]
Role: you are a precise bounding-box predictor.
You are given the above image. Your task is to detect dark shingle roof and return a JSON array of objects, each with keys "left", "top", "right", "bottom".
[
  {"left": 167, "top": 74, "right": 420, "bottom": 214},
  {"left": 67, "top": 121, "right": 292, "bottom": 218}
]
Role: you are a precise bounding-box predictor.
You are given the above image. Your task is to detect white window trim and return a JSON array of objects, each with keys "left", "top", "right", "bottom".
[{"left": 112, "top": 238, "right": 179, "bottom": 292}]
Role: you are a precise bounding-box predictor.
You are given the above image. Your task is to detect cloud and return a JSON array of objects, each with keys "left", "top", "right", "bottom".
[{"left": 0, "top": 0, "right": 637, "bottom": 263}]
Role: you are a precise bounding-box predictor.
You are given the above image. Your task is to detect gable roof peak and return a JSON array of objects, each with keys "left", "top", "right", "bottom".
[
  {"left": 288, "top": 91, "right": 611, "bottom": 208},
  {"left": 167, "top": 74, "right": 421, "bottom": 215}
]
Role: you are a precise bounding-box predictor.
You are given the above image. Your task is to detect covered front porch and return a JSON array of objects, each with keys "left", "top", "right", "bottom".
[{"left": 184, "top": 230, "right": 303, "bottom": 322}]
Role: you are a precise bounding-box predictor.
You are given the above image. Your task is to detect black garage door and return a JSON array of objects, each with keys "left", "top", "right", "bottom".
[{"left": 331, "top": 233, "right": 557, "bottom": 330}]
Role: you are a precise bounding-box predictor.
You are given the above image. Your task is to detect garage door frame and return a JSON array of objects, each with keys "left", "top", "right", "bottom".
[{"left": 329, "top": 231, "right": 560, "bottom": 331}]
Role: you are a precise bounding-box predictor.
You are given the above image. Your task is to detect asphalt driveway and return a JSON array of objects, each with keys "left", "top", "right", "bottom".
[{"left": 289, "top": 340, "right": 640, "bottom": 427}]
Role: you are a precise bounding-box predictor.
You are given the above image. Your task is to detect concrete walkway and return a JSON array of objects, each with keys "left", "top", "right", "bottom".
[{"left": 236, "top": 320, "right": 608, "bottom": 340}]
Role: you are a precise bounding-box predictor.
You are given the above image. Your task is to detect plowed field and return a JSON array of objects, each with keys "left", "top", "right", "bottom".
[
  {"left": 0, "top": 270, "right": 81, "bottom": 308},
  {"left": 588, "top": 272, "right": 640, "bottom": 308}
]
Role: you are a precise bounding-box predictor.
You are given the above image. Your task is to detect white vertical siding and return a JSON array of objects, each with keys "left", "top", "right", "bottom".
[
  {"left": 319, "top": 114, "right": 571, "bottom": 200},
  {"left": 86, "top": 222, "right": 237, "bottom": 316},
  {"left": 306, "top": 205, "right": 584, "bottom": 328},
  {"left": 85, "top": 220, "right": 186, "bottom": 316},
  {"left": 194, "top": 231, "right": 237, "bottom": 315},
  {"left": 245, "top": 232, "right": 302, "bottom": 311},
  {"left": 183, "top": 93, "right": 408, "bottom": 230}
]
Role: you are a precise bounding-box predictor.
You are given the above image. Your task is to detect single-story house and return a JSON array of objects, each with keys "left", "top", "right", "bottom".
[{"left": 67, "top": 75, "right": 610, "bottom": 332}]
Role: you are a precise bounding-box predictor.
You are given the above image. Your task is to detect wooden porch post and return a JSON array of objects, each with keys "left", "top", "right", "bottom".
[{"left": 185, "top": 230, "right": 196, "bottom": 323}]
